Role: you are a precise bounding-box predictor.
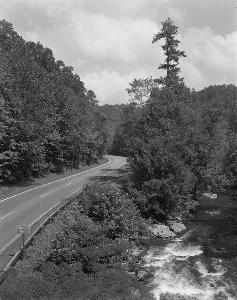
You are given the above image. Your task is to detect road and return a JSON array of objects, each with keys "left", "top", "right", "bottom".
[{"left": 0, "top": 155, "right": 126, "bottom": 251}]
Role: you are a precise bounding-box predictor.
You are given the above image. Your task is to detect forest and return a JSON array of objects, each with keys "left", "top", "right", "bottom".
[
  {"left": 0, "top": 20, "right": 107, "bottom": 184},
  {"left": 0, "top": 18, "right": 237, "bottom": 299}
]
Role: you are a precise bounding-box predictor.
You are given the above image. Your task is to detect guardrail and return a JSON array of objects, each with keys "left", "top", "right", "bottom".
[{"left": 0, "top": 194, "right": 75, "bottom": 285}]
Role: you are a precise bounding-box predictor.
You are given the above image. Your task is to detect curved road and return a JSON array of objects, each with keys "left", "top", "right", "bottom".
[{"left": 0, "top": 155, "right": 126, "bottom": 251}]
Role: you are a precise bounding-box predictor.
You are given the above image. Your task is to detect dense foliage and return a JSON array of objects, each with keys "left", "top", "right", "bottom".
[
  {"left": 0, "top": 182, "right": 153, "bottom": 300},
  {"left": 0, "top": 20, "right": 107, "bottom": 183},
  {"left": 112, "top": 19, "right": 237, "bottom": 221},
  {"left": 99, "top": 104, "right": 124, "bottom": 151}
]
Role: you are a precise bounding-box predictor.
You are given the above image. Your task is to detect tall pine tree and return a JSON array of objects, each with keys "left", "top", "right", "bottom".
[{"left": 152, "top": 18, "right": 186, "bottom": 86}]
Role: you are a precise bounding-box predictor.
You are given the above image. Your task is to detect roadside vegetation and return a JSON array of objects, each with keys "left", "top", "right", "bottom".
[{"left": 0, "top": 181, "right": 154, "bottom": 300}]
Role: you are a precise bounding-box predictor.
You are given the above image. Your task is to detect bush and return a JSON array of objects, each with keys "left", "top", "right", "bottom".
[
  {"left": 0, "top": 265, "right": 154, "bottom": 300},
  {"left": 80, "top": 182, "right": 144, "bottom": 240}
]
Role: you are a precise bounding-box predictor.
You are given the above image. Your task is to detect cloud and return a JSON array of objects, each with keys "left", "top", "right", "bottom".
[
  {"left": 171, "top": 0, "right": 237, "bottom": 35},
  {"left": 83, "top": 68, "right": 157, "bottom": 105},
  {"left": 84, "top": 71, "right": 129, "bottom": 105},
  {"left": 71, "top": 13, "right": 159, "bottom": 70},
  {"left": 0, "top": 0, "right": 236, "bottom": 104},
  {"left": 182, "top": 27, "right": 237, "bottom": 89}
]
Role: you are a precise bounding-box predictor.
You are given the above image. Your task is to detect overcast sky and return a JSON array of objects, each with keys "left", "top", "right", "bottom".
[{"left": 0, "top": 0, "right": 236, "bottom": 104}]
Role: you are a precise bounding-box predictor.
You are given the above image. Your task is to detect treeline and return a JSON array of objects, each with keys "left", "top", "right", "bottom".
[
  {"left": 99, "top": 104, "right": 125, "bottom": 151},
  {"left": 0, "top": 20, "right": 107, "bottom": 183},
  {"left": 110, "top": 18, "right": 237, "bottom": 221}
]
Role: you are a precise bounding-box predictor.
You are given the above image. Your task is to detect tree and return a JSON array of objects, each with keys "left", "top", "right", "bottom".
[
  {"left": 127, "top": 86, "right": 197, "bottom": 220},
  {"left": 99, "top": 104, "right": 125, "bottom": 152},
  {"left": 152, "top": 18, "right": 186, "bottom": 86},
  {"left": 110, "top": 102, "right": 143, "bottom": 156},
  {"left": 126, "top": 77, "right": 157, "bottom": 106},
  {"left": 119, "top": 19, "right": 197, "bottom": 220}
]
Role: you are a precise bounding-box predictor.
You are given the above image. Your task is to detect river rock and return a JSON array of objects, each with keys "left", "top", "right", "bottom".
[
  {"left": 203, "top": 192, "right": 217, "bottom": 199},
  {"left": 149, "top": 224, "right": 176, "bottom": 239},
  {"left": 131, "top": 247, "right": 142, "bottom": 257},
  {"left": 167, "top": 221, "right": 186, "bottom": 233},
  {"left": 136, "top": 269, "right": 149, "bottom": 281}
]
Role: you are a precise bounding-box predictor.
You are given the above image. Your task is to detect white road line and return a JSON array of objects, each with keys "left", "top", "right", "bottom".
[
  {"left": 40, "top": 193, "right": 48, "bottom": 198},
  {"left": 66, "top": 182, "right": 72, "bottom": 186},
  {"left": 0, "top": 158, "right": 112, "bottom": 204},
  {"left": 104, "top": 170, "right": 114, "bottom": 176},
  {"left": 0, "top": 210, "right": 15, "bottom": 220}
]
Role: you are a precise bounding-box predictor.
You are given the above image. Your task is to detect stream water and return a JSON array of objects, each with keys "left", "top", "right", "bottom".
[{"left": 145, "top": 193, "right": 237, "bottom": 299}]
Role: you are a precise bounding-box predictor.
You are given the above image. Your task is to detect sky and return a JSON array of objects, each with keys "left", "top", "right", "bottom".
[{"left": 0, "top": 0, "right": 236, "bottom": 104}]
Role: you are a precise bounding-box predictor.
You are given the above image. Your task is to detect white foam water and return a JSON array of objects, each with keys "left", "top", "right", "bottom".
[
  {"left": 144, "top": 230, "right": 233, "bottom": 300},
  {"left": 205, "top": 209, "right": 222, "bottom": 216},
  {"left": 165, "top": 243, "right": 203, "bottom": 258},
  {"left": 195, "top": 260, "right": 225, "bottom": 277}
]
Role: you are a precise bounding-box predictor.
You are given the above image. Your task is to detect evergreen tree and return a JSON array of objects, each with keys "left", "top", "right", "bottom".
[{"left": 152, "top": 18, "right": 186, "bottom": 86}]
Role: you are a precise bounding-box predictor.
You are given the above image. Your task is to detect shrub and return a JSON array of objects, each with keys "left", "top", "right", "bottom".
[{"left": 80, "top": 182, "right": 144, "bottom": 240}]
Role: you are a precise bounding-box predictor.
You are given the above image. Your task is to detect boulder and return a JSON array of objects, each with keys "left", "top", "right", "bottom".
[
  {"left": 203, "top": 192, "right": 217, "bottom": 199},
  {"left": 149, "top": 224, "right": 176, "bottom": 239},
  {"left": 167, "top": 221, "right": 186, "bottom": 234}
]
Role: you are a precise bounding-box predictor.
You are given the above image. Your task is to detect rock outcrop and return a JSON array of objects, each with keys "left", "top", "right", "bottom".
[{"left": 149, "top": 224, "right": 176, "bottom": 239}]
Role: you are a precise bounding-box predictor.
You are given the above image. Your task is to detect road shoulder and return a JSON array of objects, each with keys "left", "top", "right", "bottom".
[{"left": 0, "top": 157, "right": 108, "bottom": 201}]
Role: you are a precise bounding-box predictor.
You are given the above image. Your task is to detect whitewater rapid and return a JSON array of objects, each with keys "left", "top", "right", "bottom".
[{"left": 144, "top": 228, "right": 235, "bottom": 300}]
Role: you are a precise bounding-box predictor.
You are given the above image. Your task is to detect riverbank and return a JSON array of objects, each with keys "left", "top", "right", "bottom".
[{"left": 141, "top": 192, "right": 237, "bottom": 300}]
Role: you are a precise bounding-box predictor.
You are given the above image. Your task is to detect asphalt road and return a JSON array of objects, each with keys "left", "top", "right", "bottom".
[{"left": 0, "top": 155, "right": 126, "bottom": 251}]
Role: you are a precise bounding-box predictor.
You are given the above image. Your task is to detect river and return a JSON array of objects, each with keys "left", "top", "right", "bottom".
[{"left": 144, "top": 192, "right": 237, "bottom": 299}]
